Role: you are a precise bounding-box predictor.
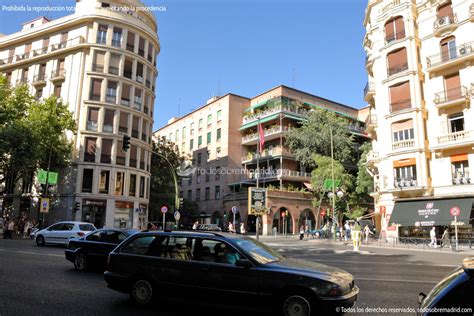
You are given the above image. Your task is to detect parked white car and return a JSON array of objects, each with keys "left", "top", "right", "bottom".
[{"left": 35, "top": 221, "right": 96, "bottom": 246}]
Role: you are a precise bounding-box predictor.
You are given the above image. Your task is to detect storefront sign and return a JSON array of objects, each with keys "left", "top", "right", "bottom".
[{"left": 83, "top": 199, "right": 107, "bottom": 207}]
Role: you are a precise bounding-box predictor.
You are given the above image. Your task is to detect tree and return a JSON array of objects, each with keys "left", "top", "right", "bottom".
[
  {"left": 149, "top": 137, "right": 186, "bottom": 221},
  {"left": 0, "top": 76, "right": 76, "bottom": 189},
  {"left": 354, "top": 142, "right": 373, "bottom": 200},
  {"left": 285, "top": 107, "right": 355, "bottom": 167}
]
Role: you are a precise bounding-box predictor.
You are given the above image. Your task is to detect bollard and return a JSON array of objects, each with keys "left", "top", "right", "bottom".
[{"left": 352, "top": 231, "right": 361, "bottom": 251}]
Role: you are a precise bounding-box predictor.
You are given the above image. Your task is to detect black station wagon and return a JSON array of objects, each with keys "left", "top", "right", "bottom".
[{"left": 104, "top": 231, "right": 358, "bottom": 315}]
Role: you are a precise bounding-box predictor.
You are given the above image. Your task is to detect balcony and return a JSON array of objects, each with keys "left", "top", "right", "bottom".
[
  {"left": 433, "top": 14, "right": 458, "bottom": 37},
  {"left": 242, "top": 125, "right": 292, "bottom": 145},
  {"left": 366, "top": 150, "right": 379, "bottom": 166},
  {"left": 392, "top": 139, "right": 415, "bottom": 151},
  {"left": 364, "top": 82, "right": 375, "bottom": 102},
  {"left": 427, "top": 42, "right": 474, "bottom": 72},
  {"left": 32, "top": 73, "right": 47, "bottom": 86},
  {"left": 242, "top": 104, "right": 309, "bottom": 125},
  {"left": 434, "top": 86, "right": 470, "bottom": 109},
  {"left": 452, "top": 174, "right": 471, "bottom": 185},
  {"left": 241, "top": 146, "right": 293, "bottom": 164},
  {"left": 431, "top": 130, "right": 474, "bottom": 150},
  {"left": 387, "top": 62, "right": 408, "bottom": 77},
  {"left": 50, "top": 69, "right": 66, "bottom": 82},
  {"left": 0, "top": 37, "right": 84, "bottom": 67},
  {"left": 393, "top": 178, "right": 418, "bottom": 189},
  {"left": 247, "top": 169, "right": 311, "bottom": 181},
  {"left": 365, "top": 113, "right": 377, "bottom": 134}
]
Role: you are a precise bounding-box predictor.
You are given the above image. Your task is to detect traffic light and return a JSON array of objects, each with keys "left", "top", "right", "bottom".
[
  {"left": 179, "top": 198, "right": 184, "bottom": 209},
  {"left": 74, "top": 202, "right": 80, "bottom": 212},
  {"left": 122, "top": 134, "right": 131, "bottom": 152}
]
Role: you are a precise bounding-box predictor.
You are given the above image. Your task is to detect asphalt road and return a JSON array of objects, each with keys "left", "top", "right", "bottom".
[{"left": 0, "top": 237, "right": 470, "bottom": 316}]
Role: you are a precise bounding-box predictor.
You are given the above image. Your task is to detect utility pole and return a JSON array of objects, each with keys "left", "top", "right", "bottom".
[
  {"left": 256, "top": 117, "right": 260, "bottom": 241},
  {"left": 330, "top": 125, "right": 336, "bottom": 241}
]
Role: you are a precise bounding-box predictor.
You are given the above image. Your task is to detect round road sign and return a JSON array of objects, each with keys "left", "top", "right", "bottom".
[
  {"left": 320, "top": 209, "right": 326, "bottom": 217},
  {"left": 231, "top": 206, "right": 238, "bottom": 214},
  {"left": 160, "top": 205, "right": 168, "bottom": 214},
  {"left": 450, "top": 207, "right": 460, "bottom": 217},
  {"left": 174, "top": 211, "right": 181, "bottom": 221}
]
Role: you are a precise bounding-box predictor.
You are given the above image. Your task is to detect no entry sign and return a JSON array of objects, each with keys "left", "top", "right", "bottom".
[{"left": 450, "top": 207, "right": 460, "bottom": 217}]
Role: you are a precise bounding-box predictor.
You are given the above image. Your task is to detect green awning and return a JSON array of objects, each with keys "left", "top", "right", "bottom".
[
  {"left": 389, "top": 198, "right": 474, "bottom": 227},
  {"left": 239, "top": 113, "right": 280, "bottom": 130},
  {"left": 244, "top": 99, "right": 269, "bottom": 112},
  {"left": 283, "top": 113, "right": 306, "bottom": 121}
]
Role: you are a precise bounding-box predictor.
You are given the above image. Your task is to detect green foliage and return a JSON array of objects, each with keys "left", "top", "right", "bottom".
[
  {"left": 310, "top": 154, "right": 353, "bottom": 194},
  {"left": 355, "top": 142, "right": 373, "bottom": 198},
  {"left": 344, "top": 206, "right": 366, "bottom": 220},
  {"left": 285, "top": 107, "right": 355, "bottom": 167},
  {"left": 0, "top": 76, "right": 76, "bottom": 187}
]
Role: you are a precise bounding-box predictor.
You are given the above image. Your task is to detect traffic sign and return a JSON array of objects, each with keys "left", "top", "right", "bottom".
[
  {"left": 37, "top": 169, "right": 58, "bottom": 185},
  {"left": 160, "top": 205, "right": 168, "bottom": 214},
  {"left": 48, "top": 172, "right": 58, "bottom": 185},
  {"left": 174, "top": 211, "right": 181, "bottom": 221},
  {"left": 450, "top": 207, "right": 460, "bottom": 217},
  {"left": 231, "top": 206, "right": 239, "bottom": 214},
  {"left": 323, "top": 179, "right": 341, "bottom": 190},
  {"left": 320, "top": 209, "right": 326, "bottom": 217},
  {"left": 40, "top": 198, "right": 50, "bottom": 213}
]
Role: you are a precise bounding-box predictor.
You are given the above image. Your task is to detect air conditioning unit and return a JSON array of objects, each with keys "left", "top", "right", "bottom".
[
  {"left": 438, "top": 16, "right": 450, "bottom": 26},
  {"left": 459, "top": 47, "right": 467, "bottom": 55}
]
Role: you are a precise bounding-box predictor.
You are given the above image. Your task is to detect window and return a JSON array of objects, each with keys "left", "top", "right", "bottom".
[
  {"left": 384, "top": 16, "right": 405, "bottom": 43},
  {"left": 106, "top": 81, "right": 117, "bottom": 103},
  {"left": 198, "top": 136, "right": 202, "bottom": 148},
  {"left": 121, "top": 84, "right": 131, "bottom": 106},
  {"left": 389, "top": 81, "right": 411, "bottom": 113},
  {"left": 207, "top": 114, "right": 212, "bottom": 126},
  {"left": 140, "top": 148, "right": 145, "bottom": 170},
  {"left": 394, "top": 165, "right": 417, "bottom": 185},
  {"left": 90, "top": 78, "right": 102, "bottom": 101},
  {"left": 139, "top": 176, "right": 145, "bottom": 198},
  {"left": 443, "top": 72, "right": 461, "bottom": 101},
  {"left": 82, "top": 169, "right": 93, "bottom": 193},
  {"left": 147, "top": 42, "right": 154, "bottom": 62},
  {"left": 205, "top": 171, "right": 210, "bottom": 182},
  {"left": 122, "top": 236, "right": 157, "bottom": 255},
  {"left": 190, "top": 122, "right": 195, "bottom": 135},
  {"left": 126, "top": 31, "right": 135, "bottom": 52},
  {"left": 87, "top": 108, "right": 99, "bottom": 131},
  {"left": 115, "top": 172, "right": 124, "bottom": 195},
  {"left": 217, "top": 109, "right": 222, "bottom": 122},
  {"left": 188, "top": 176, "right": 192, "bottom": 185},
  {"left": 37, "top": 63, "right": 46, "bottom": 81},
  {"left": 109, "top": 53, "right": 120, "bottom": 75},
  {"left": 144, "top": 94, "right": 150, "bottom": 114},
  {"left": 134, "top": 88, "right": 142, "bottom": 110},
  {"left": 84, "top": 137, "right": 97, "bottom": 162},
  {"left": 216, "top": 128, "right": 221, "bottom": 141},
  {"left": 215, "top": 167, "right": 221, "bottom": 181},
  {"left": 35, "top": 88, "right": 43, "bottom": 100},
  {"left": 112, "top": 27, "right": 122, "bottom": 47},
  {"left": 175, "top": 130, "right": 179, "bottom": 142},
  {"left": 130, "top": 145, "right": 137, "bottom": 168},
  {"left": 196, "top": 188, "right": 201, "bottom": 201},
  {"left": 451, "top": 157, "right": 469, "bottom": 185},
  {"left": 392, "top": 120, "right": 414, "bottom": 142},
  {"left": 387, "top": 47, "right": 408, "bottom": 76},
  {"left": 20, "top": 68, "right": 28, "bottom": 83},
  {"left": 198, "top": 118, "right": 203, "bottom": 130},
  {"left": 103, "top": 109, "right": 115, "bottom": 133},
  {"left": 93, "top": 51, "right": 105, "bottom": 72},
  {"left": 197, "top": 153, "right": 202, "bottom": 164},
  {"left": 54, "top": 85, "right": 61, "bottom": 98},
  {"left": 205, "top": 187, "right": 210, "bottom": 200},
  {"left": 216, "top": 147, "right": 221, "bottom": 159},
  {"left": 101, "top": 139, "right": 113, "bottom": 163},
  {"left": 138, "top": 37, "right": 145, "bottom": 57},
  {"left": 124, "top": 57, "right": 133, "bottom": 79},
  {"left": 132, "top": 116, "right": 140, "bottom": 138},
  {"left": 116, "top": 140, "right": 126, "bottom": 165},
  {"left": 129, "top": 174, "right": 137, "bottom": 196},
  {"left": 190, "top": 139, "right": 194, "bottom": 150},
  {"left": 207, "top": 132, "right": 211, "bottom": 144},
  {"left": 142, "top": 121, "right": 148, "bottom": 142},
  {"left": 215, "top": 186, "right": 220, "bottom": 199},
  {"left": 136, "top": 62, "right": 144, "bottom": 83},
  {"left": 448, "top": 113, "right": 464, "bottom": 133},
  {"left": 99, "top": 170, "right": 110, "bottom": 194},
  {"left": 146, "top": 67, "right": 152, "bottom": 88},
  {"left": 182, "top": 126, "right": 186, "bottom": 138},
  {"left": 196, "top": 174, "right": 201, "bottom": 184},
  {"left": 97, "top": 24, "right": 107, "bottom": 44},
  {"left": 437, "top": 2, "right": 454, "bottom": 20},
  {"left": 440, "top": 36, "right": 456, "bottom": 62}
]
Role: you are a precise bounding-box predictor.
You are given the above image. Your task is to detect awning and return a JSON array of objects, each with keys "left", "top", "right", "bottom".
[
  {"left": 283, "top": 113, "right": 306, "bottom": 121},
  {"left": 239, "top": 113, "right": 280, "bottom": 130},
  {"left": 389, "top": 198, "right": 474, "bottom": 227},
  {"left": 244, "top": 99, "right": 269, "bottom": 112},
  {"left": 303, "top": 182, "right": 313, "bottom": 190}
]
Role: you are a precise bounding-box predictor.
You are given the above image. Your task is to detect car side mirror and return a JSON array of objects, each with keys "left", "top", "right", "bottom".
[
  {"left": 235, "top": 259, "right": 253, "bottom": 268},
  {"left": 418, "top": 292, "right": 426, "bottom": 305}
]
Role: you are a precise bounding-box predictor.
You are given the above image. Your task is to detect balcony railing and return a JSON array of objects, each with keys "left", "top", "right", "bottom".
[
  {"left": 103, "top": 124, "right": 113, "bottom": 133},
  {"left": 248, "top": 169, "right": 311, "bottom": 180},
  {"left": 0, "top": 37, "right": 84, "bottom": 66},
  {"left": 242, "top": 104, "right": 309, "bottom": 124},
  {"left": 364, "top": 82, "right": 375, "bottom": 100},
  {"left": 385, "top": 30, "right": 406, "bottom": 45},
  {"left": 394, "top": 178, "right": 418, "bottom": 188},
  {"left": 433, "top": 13, "right": 457, "bottom": 31},
  {"left": 86, "top": 121, "right": 98, "bottom": 132},
  {"left": 51, "top": 68, "right": 66, "bottom": 81},
  {"left": 434, "top": 130, "right": 474, "bottom": 146},
  {"left": 32, "top": 73, "right": 47, "bottom": 85},
  {"left": 390, "top": 99, "right": 411, "bottom": 113},
  {"left": 242, "top": 146, "right": 293, "bottom": 163},
  {"left": 392, "top": 139, "right": 415, "bottom": 150},
  {"left": 242, "top": 126, "right": 291, "bottom": 143},
  {"left": 427, "top": 42, "right": 474, "bottom": 68},
  {"left": 434, "top": 86, "right": 469, "bottom": 106},
  {"left": 452, "top": 174, "right": 471, "bottom": 185},
  {"left": 387, "top": 62, "right": 409, "bottom": 77},
  {"left": 366, "top": 113, "right": 377, "bottom": 126}
]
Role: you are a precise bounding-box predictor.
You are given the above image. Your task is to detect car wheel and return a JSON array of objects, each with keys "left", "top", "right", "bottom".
[
  {"left": 283, "top": 293, "right": 312, "bottom": 316},
  {"left": 36, "top": 235, "right": 45, "bottom": 246},
  {"left": 130, "top": 279, "right": 154, "bottom": 306},
  {"left": 74, "top": 253, "right": 87, "bottom": 271}
]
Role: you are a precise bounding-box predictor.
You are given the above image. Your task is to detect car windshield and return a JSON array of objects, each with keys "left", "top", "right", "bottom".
[
  {"left": 234, "top": 238, "right": 283, "bottom": 264},
  {"left": 79, "top": 224, "right": 96, "bottom": 231},
  {"left": 421, "top": 267, "right": 464, "bottom": 308}
]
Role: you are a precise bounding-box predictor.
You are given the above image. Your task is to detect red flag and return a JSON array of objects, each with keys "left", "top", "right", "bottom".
[{"left": 258, "top": 123, "right": 265, "bottom": 153}]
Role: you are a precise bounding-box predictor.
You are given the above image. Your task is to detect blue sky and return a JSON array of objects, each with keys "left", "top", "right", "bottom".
[{"left": 0, "top": 0, "right": 368, "bottom": 131}]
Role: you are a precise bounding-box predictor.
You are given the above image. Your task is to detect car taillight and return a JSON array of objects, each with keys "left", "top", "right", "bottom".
[{"left": 77, "top": 232, "right": 85, "bottom": 237}]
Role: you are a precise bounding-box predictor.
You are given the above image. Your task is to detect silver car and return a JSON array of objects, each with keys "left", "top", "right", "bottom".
[{"left": 35, "top": 221, "right": 96, "bottom": 246}]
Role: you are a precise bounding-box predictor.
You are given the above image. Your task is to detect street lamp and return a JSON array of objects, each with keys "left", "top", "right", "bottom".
[{"left": 328, "top": 189, "right": 344, "bottom": 240}]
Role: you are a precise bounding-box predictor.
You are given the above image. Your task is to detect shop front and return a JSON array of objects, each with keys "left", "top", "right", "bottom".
[
  {"left": 388, "top": 198, "right": 474, "bottom": 239},
  {"left": 82, "top": 199, "right": 107, "bottom": 228},
  {"left": 114, "top": 201, "right": 134, "bottom": 228}
]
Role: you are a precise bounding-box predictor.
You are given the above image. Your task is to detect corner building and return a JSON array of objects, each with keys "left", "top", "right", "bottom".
[
  {"left": 0, "top": 0, "right": 159, "bottom": 229},
  {"left": 363, "top": 0, "right": 474, "bottom": 240}
]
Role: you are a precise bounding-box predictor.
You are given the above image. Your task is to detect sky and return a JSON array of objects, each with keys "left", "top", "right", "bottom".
[{"left": 0, "top": 0, "right": 369, "bottom": 131}]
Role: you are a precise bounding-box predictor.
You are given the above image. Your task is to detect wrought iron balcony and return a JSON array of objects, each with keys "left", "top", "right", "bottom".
[
  {"left": 50, "top": 68, "right": 66, "bottom": 81},
  {"left": 433, "top": 14, "right": 458, "bottom": 36},
  {"left": 390, "top": 99, "right": 411, "bottom": 113},
  {"left": 427, "top": 42, "right": 474, "bottom": 70},
  {"left": 32, "top": 73, "right": 47, "bottom": 86},
  {"left": 387, "top": 62, "right": 409, "bottom": 77},
  {"left": 385, "top": 30, "right": 406, "bottom": 45},
  {"left": 433, "top": 86, "right": 469, "bottom": 109},
  {"left": 241, "top": 146, "right": 293, "bottom": 164},
  {"left": 364, "top": 82, "right": 375, "bottom": 102}
]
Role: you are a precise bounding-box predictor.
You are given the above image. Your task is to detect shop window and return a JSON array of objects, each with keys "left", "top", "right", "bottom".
[
  {"left": 115, "top": 172, "right": 124, "bottom": 195},
  {"left": 99, "top": 170, "right": 110, "bottom": 194},
  {"left": 82, "top": 169, "right": 93, "bottom": 193}
]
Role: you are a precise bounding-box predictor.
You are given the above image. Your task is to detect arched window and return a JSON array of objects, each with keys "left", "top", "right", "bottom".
[
  {"left": 384, "top": 16, "right": 405, "bottom": 43},
  {"left": 387, "top": 47, "right": 408, "bottom": 76}
]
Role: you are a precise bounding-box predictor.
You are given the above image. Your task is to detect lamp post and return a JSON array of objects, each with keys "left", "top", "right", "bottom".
[{"left": 328, "top": 190, "right": 344, "bottom": 240}]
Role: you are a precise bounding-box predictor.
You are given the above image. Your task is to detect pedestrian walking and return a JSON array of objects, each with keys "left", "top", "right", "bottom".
[
  {"left": 7, "top": 218, "right": 14, "bottom": 239},
  {"left": 299, "top": 225, "right": 305, "bottom": 240},
  {"left": 363, "top": 225, "right": 372, "bottom": 243},
  {"left": 344, "top": 222, "right": 351, "bottom": 242},
  {"left": 228, "top": 222, "right": 235, "bottom": 233},
  {"left": 441, "top": 227, "right": 451, "bottom": 249},
  {"left": 240, "top": 222, "right": 246, "bottom": 235},
  {"left": 429, "top": 226, "right": 437, "bottom": 248},
  {"left": 23, "top": 219, "right": 33, "bottom": 239}
]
